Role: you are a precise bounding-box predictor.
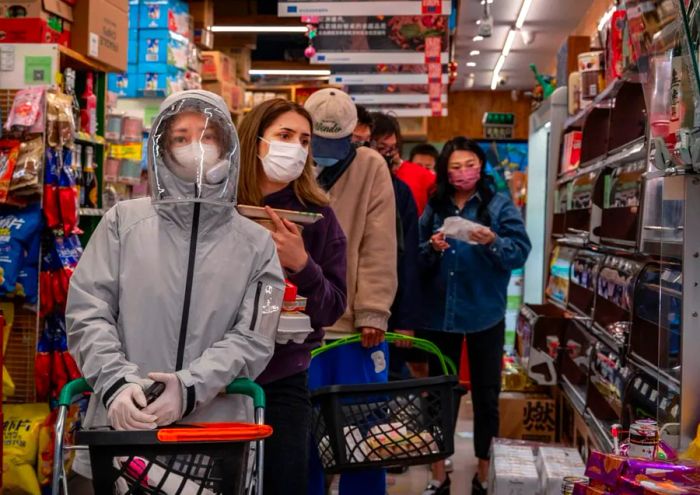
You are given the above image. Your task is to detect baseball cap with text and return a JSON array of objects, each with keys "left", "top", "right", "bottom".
[{"left": 304, "top": 88, "right": 358, "bottom": 140}]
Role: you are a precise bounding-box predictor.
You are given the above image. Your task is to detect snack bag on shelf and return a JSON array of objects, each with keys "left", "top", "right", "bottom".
[
  {"left": 1, "top": 303, "right": 15, "bottom": 399},
  {"left": 43, "top": 148, "right": 61, "bottom": 229},
  {"left": 0, "top": 204, "right": 43, "bottom": 295},
  {"left": 2, "top": 402, "right": 50, "bottom": 495},
  {"left": 58, "top": 147, "right": 79, "bottom": 235},
  {"left": 0, "top": 139, "right": 20, "bottom": 203},
  {"left": 4, "top": 88, "right": 45, "bottom": 133},
  {"left": 10, "top": 137, "right": 44, "bottom": 195}
]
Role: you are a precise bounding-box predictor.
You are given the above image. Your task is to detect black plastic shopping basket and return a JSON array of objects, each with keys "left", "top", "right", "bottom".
[
  {"left": 310, "top": 332, "right": 466, "bottom": 474},
  {"left": 52, "top": 378, "right": 270, "bottom": 495}
]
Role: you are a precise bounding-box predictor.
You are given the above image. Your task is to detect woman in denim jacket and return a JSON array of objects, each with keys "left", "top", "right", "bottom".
[{"left": 418, "top": 137, "right": 531, "bottom": 495}]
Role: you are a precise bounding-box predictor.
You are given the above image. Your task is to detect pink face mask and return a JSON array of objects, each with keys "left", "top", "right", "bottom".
[{"left": 449, "top": 167, "right": 480, "bottom": 192}]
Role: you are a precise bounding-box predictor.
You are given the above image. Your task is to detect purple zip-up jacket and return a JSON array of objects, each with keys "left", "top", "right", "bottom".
[{"left": 256, "top": 185, "right": 348, "bottom": 385}]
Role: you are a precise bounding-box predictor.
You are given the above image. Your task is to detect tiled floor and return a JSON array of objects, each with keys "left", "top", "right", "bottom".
[{"left": 328, "top": 395, "right": 478, "bottom": 495}]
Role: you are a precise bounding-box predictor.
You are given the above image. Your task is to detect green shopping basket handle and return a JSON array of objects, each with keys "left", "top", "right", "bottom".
[
  {"left": 311, "top": 332, "right": 457, "bottom": 375},
  {"left": 58, "top": 377, "right": 266, "bottom": 409}
]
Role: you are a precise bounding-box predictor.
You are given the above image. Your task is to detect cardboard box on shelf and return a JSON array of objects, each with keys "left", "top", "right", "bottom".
[
  {"left": 71, "top": 0, "right": 129, "bottom": 72},
  {"left": 0, "top": 0, "right": 73, "bottom": 21},
  {"left": 139, "top": 0, "right": 189, "bottom": 37},
  {"left": 201, "top": 51, "right": 233, "bottom": 82},
  {"left": 203, "top": 81, "right": 242, "bottom": 113},
  {"left": 499, "top": 392, "right": 556, "bottom": 443},
  {"left": 0, "top": 16, "right": 70, "bottom": 44},
  {"left": 188, "top": 0, "right": 212, "bottom": 29},
  {"left": 228, "top": 48, "right": 251, "bottom": 82},
  {"left": 194, "top": 27, "right": 213, "bottom": 49}
]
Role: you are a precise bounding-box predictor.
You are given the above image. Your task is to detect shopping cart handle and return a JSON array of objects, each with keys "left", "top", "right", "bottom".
[
  {"left": 57, "top": 378, "right": 265, "bottom": 409},
  {"left": 58, "top": 378, "right": 91, "bottom": 407},
  {"left": 226, "top": 378, "right": 265, "bottom": 409}
]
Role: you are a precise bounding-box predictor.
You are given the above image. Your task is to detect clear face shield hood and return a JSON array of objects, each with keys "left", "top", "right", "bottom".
[{"left": 149, "top": 91, "right": 240, "bottom": 205}]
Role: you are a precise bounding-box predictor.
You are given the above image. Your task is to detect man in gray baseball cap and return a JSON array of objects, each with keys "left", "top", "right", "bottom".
[{"left": 305, "top": 89, "right": 397, "bottom": 495}]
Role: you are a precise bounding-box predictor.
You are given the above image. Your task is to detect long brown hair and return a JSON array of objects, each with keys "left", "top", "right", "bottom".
[{"left": 237, "top": 99, "right": 329, "bottom": 207}]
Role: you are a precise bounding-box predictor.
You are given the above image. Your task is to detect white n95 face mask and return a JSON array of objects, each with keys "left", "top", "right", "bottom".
[
  {"left": 168, "top": 142, "right": 221, "bottom": 183},
  {"left": 260, "top": 138, "right": 308, "bottom": 183}
]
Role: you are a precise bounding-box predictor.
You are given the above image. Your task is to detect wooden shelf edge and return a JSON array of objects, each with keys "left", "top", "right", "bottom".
[{"left": 58, "top": 45, "right": 114, "bottom": 74}]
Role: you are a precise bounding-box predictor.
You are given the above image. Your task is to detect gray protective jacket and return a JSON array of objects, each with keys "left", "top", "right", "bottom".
[{"left": 66, "top": 91, "right": 285, "bottom": 476}]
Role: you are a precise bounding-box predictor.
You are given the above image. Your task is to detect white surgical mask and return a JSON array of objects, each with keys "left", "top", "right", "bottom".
[
  {"left": 168, "top": 142, "right": 221, "bottom": 183},
  {"left": 260, "top": 138, "right": 308, "bottom": 183}
]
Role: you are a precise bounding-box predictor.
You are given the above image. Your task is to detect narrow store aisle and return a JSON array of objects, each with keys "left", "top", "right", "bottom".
[{"left": 328, "top": 396, "right": 477, "bottom": 495}]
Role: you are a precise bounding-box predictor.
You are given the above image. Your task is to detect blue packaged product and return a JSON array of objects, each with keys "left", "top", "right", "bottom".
[
  {"left": 108, "top": 66, "right": 139, "bottom": 98},
  {"left": 138, "top": 29, "right": 189, "bottom": 72},
  {"left": 15, "top": 221, "right": 42, "bottom": 304},
  {"left": 129, "top": 0, "right": 139, "bottom": 29},
  {"left": 137, "top": 68, "right": 184, "bottom": 96},
  {"left": 128, "top": 29, "right": 139, "bottom": 64},
  {"left": 139, "top": 0, "right": 189, "bottom": 31},
  {"left": 0, "top": 204, "right": 42, "bottom": 295}
]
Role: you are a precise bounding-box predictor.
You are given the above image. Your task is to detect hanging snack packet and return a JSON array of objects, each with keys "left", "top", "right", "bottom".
[
  {"left": 4, "top": 88, "right": 45, "bottom": 132},
  {"left": 56, "top": 93, "right": 76, "bottom": 147},
  {"left": 0, "top": 204, "right": 42, "bottom": 295},
  {"left": 2, "top": 403, "right": 50, "bottom": 495},
  {"left": 10, "top": 137, "right": 44, "bottom": 194},
  {"left": 15, "top": 230, "right": 41, "bottom": 305},
  {"left": 35, "top": 325, "right": 52, "bottom": 402},
  {"left": 43, "top": 149, "right": 60, "bottom": 229},
  {"left": 0, "top": 303, "right": 15, "bottom": 400},
  {"left": 36, "top": 410, "right": 57, "bottom": 492},
  {"left": 0, "top": 140, "right": 20, "bottom": 203},
  {"left": 58, "top": 148, "right": 79, "bottom": 235}
]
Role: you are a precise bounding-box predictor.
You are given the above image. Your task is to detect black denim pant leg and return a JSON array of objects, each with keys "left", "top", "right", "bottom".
[
  {"left": 466, "top": 320, "right": 505, "bottom": 460},
  {"left": 261, "top": 371, "right": 311, "bottom": 495}
]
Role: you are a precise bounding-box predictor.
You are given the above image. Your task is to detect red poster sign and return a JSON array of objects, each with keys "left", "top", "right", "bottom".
[
  {"left": 428, "top": 63, "right": 442, "bottom": 83},
  {"left": 428, "top": 82, "right": 442, "bottom": 101},
  {"left": 422, "top": 0, "right": 442, "bottom": 15},
  {"left": 424, "top": 36, "right": 442, "bottom": 64}
]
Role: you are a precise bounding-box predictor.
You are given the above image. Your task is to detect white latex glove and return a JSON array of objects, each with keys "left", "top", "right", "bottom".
[
  {"left": 107, "top": 383, "right": 158, "bottom": 431},
  {"left": 142, "top": 372, "right": 184, "bottom": 427},
  {"left": 441, "top": 216, "right": 480, "bottom": 245}
]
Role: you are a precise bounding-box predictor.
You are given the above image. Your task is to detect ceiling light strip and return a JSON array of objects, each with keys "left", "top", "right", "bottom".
[
  {"left": 490, "top": 0, "right": 532, "bottom": 90},
  {"left": 249, "top": 69, "right": 331, "bottom": 76},
  {"left": 211, "top": 25, "right": 309, "bottom": 33}
]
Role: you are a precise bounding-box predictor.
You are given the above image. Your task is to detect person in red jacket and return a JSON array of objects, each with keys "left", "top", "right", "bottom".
[{"left": 370, "top": 113, "right": 435, "bottom": 215}]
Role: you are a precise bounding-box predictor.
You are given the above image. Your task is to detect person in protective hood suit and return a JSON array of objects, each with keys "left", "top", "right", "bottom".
[{"left": 65, "top": 90, "right": 285, "bottom": 487}]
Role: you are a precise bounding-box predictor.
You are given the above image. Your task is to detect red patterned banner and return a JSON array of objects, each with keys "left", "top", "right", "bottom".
[
  {"left": 431, "top": 100, "right": 443, "bottom": 116},
  {"left": 422, "top": 0, "right": 442, "bottom": 15},
  {"left": 424, "top": 36, "right": 442, "bottom": 64}
]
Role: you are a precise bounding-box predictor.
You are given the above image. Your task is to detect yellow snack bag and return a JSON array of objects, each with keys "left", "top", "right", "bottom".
[
  {"left": 681, "top": 423, "right": 700, "bottom": 462},
  {"left": 1, "top": 302, "right": 15, "bottom": 400},
  {"left": 2, "top": 403, "right": 49, "bottom": 495},
  {"left": 37, "top": 410, "right": 57, "bottom": 490}
]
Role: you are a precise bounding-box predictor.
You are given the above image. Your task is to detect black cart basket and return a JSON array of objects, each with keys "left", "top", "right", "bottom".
[
  {"left": 310, "top": 333, "right": 466, "bottom": 474},
  {"left": 52, "top": 378, "right": 270, "bottom": 495}
]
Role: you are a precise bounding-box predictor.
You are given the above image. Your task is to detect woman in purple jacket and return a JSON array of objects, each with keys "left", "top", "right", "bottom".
[{"left": 237, "top": 99, "right": 348, "bottom": 495}]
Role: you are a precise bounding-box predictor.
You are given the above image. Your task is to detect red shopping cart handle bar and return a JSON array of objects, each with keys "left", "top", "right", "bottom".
[{"left": 76, "top": 422, "right": 272, "bottom": 446}]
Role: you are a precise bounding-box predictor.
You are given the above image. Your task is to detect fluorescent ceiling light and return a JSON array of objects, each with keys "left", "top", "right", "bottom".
[
  {"left": 211, "top": 25, "right": 308, "bottom": 33},
  {"left": 503, "top": 29, "right": 516, "bottom": 56},
  {"left": 480, "top": 0, "right": 494, "bottom": 4},
  {"left": 597, "top": 6, "right": 616, "bottom": 31},
  {"left": 249, "top": 69, "right": 331, "bottom": 76},
  {"left": 515, "top": 0, "right": 533, "bottom": 29},
  {"left": 473, "top": 35, "right": 484, "bottom": 41},
  {"left": 466, "top": 62, "right": 477, "bottom": 67},
  {"left": 469, "top": 50, "right": 481, "bottom": 56},
  {"left": 490, "top": 54, "right": 506, "bottom": 89}
]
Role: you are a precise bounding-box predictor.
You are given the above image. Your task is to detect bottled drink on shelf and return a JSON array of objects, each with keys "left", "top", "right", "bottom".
[{"left": 80, "top": 72, "right": 97, "bottom": 136}]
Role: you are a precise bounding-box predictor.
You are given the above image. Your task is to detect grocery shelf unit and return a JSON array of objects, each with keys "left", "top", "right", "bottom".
[
  {"left": 0, "top": 44, "right": 109, "bottom": 403},
  {"left": 520, "top": 0, "right": 700, "bottom": 456}
]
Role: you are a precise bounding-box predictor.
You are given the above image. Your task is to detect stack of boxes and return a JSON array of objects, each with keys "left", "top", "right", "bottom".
[
  {"left": 201, "top": 51, "right": 244, "bottom": 113},
  {"left": 109, "top": 0, "right": 201, "bottom": 98}
]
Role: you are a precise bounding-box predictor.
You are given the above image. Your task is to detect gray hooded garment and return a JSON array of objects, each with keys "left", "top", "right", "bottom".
[{"left": 66, "top": 90, "right": 285, "bottom": 477}]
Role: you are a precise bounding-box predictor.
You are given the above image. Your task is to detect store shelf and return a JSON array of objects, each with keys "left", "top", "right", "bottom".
[
  {"left": 561, "top": 375, "right": 587, "bottom": 417},
  {"left": 58, "top": 45, "right": 114, "bottom": 74},
  {"left": 75, "top": 132, "right": 106, "bottom": 146},
  {"left": 556, "top": 158, "right": 607, "bottom": 186},
  {"left": 584, "top": 409, "right": 615, "bottom": 453},
  {"left": 80, "top": 208, "right": 106, "bottom": 217}
]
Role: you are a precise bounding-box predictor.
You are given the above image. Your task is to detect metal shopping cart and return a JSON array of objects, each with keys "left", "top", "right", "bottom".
[
  {"left": 310, "top": 332, "right": 466, "bottom": 473},
  {"left": 52, "top": 378, "right": 270, "bottom": 495}
]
